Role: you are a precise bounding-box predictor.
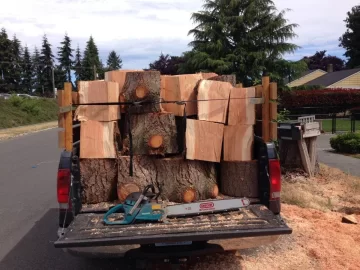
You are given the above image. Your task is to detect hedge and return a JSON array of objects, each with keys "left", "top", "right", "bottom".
[
  {"left": 280, "top": 88, "right": 360, "bottom": 114},
  {"left": 330, "top": 133, "right": 360, "bottom": 154}
]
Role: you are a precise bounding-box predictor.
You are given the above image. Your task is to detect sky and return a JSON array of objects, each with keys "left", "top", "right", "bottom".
[{"left": 0, "top": 0, "right": 358, "bottom": 69}]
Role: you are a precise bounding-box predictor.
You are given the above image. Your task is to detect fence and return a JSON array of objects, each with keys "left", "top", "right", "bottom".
[{"left": 285, "top": 111, "right": 360, "bottom": 134}]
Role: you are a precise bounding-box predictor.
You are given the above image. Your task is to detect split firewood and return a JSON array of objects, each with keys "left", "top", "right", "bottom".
[
  {"left": 74, "top": 81, "right": 120, "bottom": 121},
  {"left": 80, "top": 159, "right": 118, "bottom": 204},
  {"left": 209, "top": 75, "right": 236, "bottom": 86},
  {"left": 223, "top": 124, "right": 254, "bottom": 161},
  {"left": 161, "top": 74, "right": 203, "bottom": 116},
  {"left": 186, "top": 119, "right": 224, "bottom": 162},
  {"left": 220, "top": 161, "right": 259, "bottom": 198},
  {"left": 80, "top": 120, "right": 121, "bottom": 159},
  {"left": 228, "top": 87, "right": 256, "bottom": 125},
  {"left": 121, "top": 113, "right": 178, "bottom": 156},
  {"left": 197, "top": 80, "right": 232, "bottom": 124}
]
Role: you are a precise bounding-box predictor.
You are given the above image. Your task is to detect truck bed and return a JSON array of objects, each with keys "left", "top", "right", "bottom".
[{"left": 54, "top": 204, "right": 291, "bottom": 248}]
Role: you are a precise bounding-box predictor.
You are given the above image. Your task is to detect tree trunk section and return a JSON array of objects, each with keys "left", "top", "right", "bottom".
[
  {"left": 121, "top": 113, "right": 178, "bottom": 156},
  {"left": 117, "top": 156, "right": 218, "bottom": 203},
  {"left": 197, "top": 80, "right": 231, "bottom": 124},
  {"left": 80, "top": 159, "right": 118, "bottom": 204},
  {"left": 221, "top": 161, "right": 259, "bottom": 198},
  {"left": 122, "top": 71, "right": 161, "bottom": 113},
  {"left": 209, "top": 75, "right": 236, "bottom": 86}
]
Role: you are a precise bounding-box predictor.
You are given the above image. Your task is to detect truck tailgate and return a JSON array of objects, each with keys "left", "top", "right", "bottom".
[{"left": 54, "top": 204, "right": 291, "bottom": 248}]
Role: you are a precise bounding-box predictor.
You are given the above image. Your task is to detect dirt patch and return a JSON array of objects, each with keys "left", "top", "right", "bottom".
[
  {"left": 186, "top": 164, "right": 360, "bottom": 270},
  {"left": 0, "top": 121, "right": 58, "bottom": 141}
]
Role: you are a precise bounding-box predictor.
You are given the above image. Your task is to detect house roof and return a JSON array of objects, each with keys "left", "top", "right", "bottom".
[
  {"left": 286, "top": 69, "right": 327, "bottom": 87},
  {"left": 305, "top": 68, "right": 360, "bottom": 87}
]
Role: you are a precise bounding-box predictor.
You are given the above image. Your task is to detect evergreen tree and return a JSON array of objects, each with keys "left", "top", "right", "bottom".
[
  {"left": 74, "top": 45, "right": 82, "bottom": 84},
  {"left": 0, "top": 28, "right": 12, "bottom": 92},
  {"left": 339, "top": 5, "right": 360, "bottom": 68},
  {"left": 182, "top": 0, "right": 299, "bottom": 86},
  {"left": 32, "top": 46, "right": 42, "bottom": 94},
  {"left": 81, "top": 36, "right": 102, "bottom": 80},
  {"left": 39, "top": 34, "right": 54, "bottom": 96},
  {"left": 54, "top": 65, "right": 67, "bottom": 90},
  {"left": 57, "top": 33, "right": 74, "bottom": 82},
  {"left": 106, "top": 50, "right": 122, "bottom": 71},
  {"left": 9, "top": 35, "right": 23, "bottom": 92},
  {"left": 22, "top": 45, "right": 33, "bottom": 93}
]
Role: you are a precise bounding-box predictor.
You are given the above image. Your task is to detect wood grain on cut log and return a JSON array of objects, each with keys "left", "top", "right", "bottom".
[
  {"left": 197, "top": 80, "right": 231, "bottom": 124},
  {"left": 80, "top": 120, "right": 120, "bottom": 158},
  {"left": 122, "top": 71, "right": 161, "bottom": 113},
  {"left": 117, "top": 156, "right": 218, "bottom": 203},
  {"left": 74, "top": 81, "right": 120, "bottom": 121},
  {"left": 162, "top": 74, "right": 202, "bottom": 116},
  {"left": 122, "top": 113, "right": 178, "bottom": 156},
  {"left": 117, "top": 182, "right": 141, "bottom": 202},
  {"left": 105, "top": 70, "right": 143, "bottom": 113},
  {"left": 223, "top": 124, "right": 254, "bottom": 161},
  {"left": 80, "top": 159, "right": 118, "bottom": 204},
  {"left": 209, "top": 75, "right": 236, "bottom": 86},
  {"left": 186, "top": 119, "right": 224, "bottom": 163},
  {"left": 221, "top": 161, "right": 259, "bottom": 198},
  {"left": 228, "top": 87, "right": 256, "bottom": 125}
]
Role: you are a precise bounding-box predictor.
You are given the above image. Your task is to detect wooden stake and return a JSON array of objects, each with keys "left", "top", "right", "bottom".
[
  {"left": 269, "top": 82, "right": 278, "bottom": 141},
  {"left": 298, "top": 137, "right": 313, "bottom": 177},
  {"left": 254, "top": 85, "right": 263, "bottom": 138},
  {"left": 308, "top": 137, "right": 317, "bottom": 173},
  {"left": 64, "top": 82, "right": 73, "bottom": 152},
  {"left": 262, "top": 77, "right": 270, "bottom": 142}
]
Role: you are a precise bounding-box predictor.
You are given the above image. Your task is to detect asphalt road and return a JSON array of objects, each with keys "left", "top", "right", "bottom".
[{"left": 0, "top": 129, "right": 128, "bottom": 270}]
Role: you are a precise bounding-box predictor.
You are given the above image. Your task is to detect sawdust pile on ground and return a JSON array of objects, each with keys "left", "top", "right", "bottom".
[{"left": 189, "top": 164, "right": 360, "bottom": 270}]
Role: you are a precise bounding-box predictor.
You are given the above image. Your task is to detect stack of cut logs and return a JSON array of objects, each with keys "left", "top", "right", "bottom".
[{"left": 68, "top": 71, "right": 261, "bottom": 204}]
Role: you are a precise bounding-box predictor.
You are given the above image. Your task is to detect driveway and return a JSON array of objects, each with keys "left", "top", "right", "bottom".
[{"left": 317, "top": 134, "right": 360, "bottom": 177}]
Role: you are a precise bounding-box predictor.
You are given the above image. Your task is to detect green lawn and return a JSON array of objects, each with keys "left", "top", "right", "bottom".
[
  {"left": 0, "top": 96, "right": 58, "bottom": 129},
  {"left": 321, "top": 119, "right": 360, "bottom": 133}
]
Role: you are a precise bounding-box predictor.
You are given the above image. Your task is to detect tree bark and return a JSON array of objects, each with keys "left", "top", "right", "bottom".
[
  {"left": 117, "top": 156, "right": 218, "bottom": 203},
  {"left": 122, "top": 71, "right": 161, "bottom": 113},
  {"left": 80, "top": 159, "right": 118, "bottom": 204},
  {"left": 220, "top": 161, "right": 259, "bottom": 198},
  {"left": 121, "top": 113, "right": 178, "bottom": 156},
  {"left": 209, "top": 75, "right": 237, "bottom": 87}
]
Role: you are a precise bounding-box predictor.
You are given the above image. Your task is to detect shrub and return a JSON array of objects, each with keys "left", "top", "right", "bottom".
[
  {"left": 330, "top": 133, "right": 360, "bottom": 154},
  {"left": 280, "top": 88, "right": 360, "bottom": 114}
]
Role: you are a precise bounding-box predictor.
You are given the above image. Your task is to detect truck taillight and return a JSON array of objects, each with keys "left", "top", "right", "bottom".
[
  {"left": 57, "top": 169, "right": 71, "bottom": 204},
  {"left": 269, "top": 159, "right": 281, "bottom": 200}
]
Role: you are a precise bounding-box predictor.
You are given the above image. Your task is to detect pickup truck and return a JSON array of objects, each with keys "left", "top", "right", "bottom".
[{"left": 54, "top": 134, "right": 292, "bottom": 266}]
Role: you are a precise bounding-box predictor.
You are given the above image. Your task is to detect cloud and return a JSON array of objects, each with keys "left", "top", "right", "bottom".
[{"left": 0, "top": 0, "right": 358, "bottom": 68}]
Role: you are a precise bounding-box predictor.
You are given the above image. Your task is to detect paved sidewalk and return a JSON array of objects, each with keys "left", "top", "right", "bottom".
[{"left": 317, "top": 134, "right": 360, "bottom": 177}]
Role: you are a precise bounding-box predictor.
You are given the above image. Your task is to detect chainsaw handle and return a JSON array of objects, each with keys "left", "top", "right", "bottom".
[
  {"left": 103, "top": 204, "right": 126, "bottom": 225},
  {"left": 142, "top": 184, "right": 155, "bottom": 196}
]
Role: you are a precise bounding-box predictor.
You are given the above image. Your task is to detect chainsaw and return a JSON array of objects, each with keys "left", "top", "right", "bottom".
[{"left": 103, "top": 184, "right": 250, "bottom": 225}]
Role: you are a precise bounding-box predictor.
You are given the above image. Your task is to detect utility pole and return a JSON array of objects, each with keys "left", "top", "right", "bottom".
[
  {"left": 93, "top": 65, "right": 97, "bottom": 80},
  {"left": 52, "top": 66, "right": 56, "bottom": 98}
]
